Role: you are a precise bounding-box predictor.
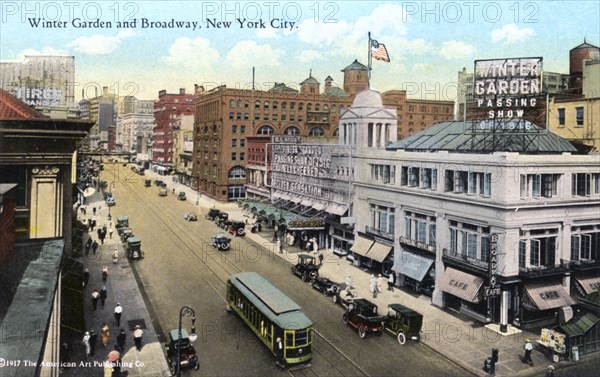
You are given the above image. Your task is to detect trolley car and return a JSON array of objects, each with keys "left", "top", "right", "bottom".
[{"left": 226, "top": 272, "right": 313, "bottom": 366}]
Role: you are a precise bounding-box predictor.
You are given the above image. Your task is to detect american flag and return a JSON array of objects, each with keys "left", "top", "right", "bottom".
[{"left": 371, "top": 39, "right": 390, "bottom": 62}]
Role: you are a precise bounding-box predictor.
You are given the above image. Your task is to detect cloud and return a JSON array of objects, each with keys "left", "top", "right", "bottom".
[
  {"left": 491, "top": 24, "right": 536, "bottom": 44},
  {"left": 69, "top": 30, "right": 135, "bottom": 55},
  {"left": 351, "top": 3, "right": 408, "bottom": 40},
  {"left": 15, "top": 46, "right": 70, "bottom": 59},
  {"left": 225, "top": 40, "right": 284, "bottom": 70},
  {"left": 439, "top": 40, "right": 475, "bottom": 60},
  {"left": 295, "top": 19, "right": 353, "bottom": 47},
  {"left": 162, "top": 37, "right": 220, "bottom": 71}
]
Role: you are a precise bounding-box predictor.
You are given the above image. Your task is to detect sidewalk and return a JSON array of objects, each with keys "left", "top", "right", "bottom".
[
  {"left": 67, "top": 186, "right": 170, "bottom": 377},
  {"left": 146, "top": 169, "right": 590, "bottom": 377}
]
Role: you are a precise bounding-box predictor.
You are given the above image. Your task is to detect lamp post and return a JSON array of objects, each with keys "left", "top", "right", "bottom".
[{"left": 177, "top": 305, "right": 197, "bottom": 377}]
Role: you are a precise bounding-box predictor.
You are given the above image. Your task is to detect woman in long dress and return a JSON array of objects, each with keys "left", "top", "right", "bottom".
[{"left": 101, "top": 323, "right": 110, "bottom": 348}]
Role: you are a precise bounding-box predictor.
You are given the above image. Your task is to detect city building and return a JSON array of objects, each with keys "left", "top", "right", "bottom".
[
  {"left": 172, "top": 114, "right": 195, "bottom": 186},
  {"left": 569, "top": 39, "right": 600, "bottom": 95},
  {"left": 78, "top": 86, "right": 117, "bottom": 149},
  {"left": 351, "top": 89, "right": 600, "bottom": 330},
  {"left": 0, "top": 88, "right": 92, "bottom": 377},
  {"left": 116, "top": 97, "right": 155, "bottom": 155},
  {"left": 152, "top": 88, "right": 195, "bottom": 169},
  {"left": 193, "top": 60, "right": 453, "bottom": 202}
]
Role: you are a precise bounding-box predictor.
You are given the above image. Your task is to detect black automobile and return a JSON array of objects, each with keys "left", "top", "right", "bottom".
[
  {"left": 310, "top": 276, "right": 340, "bottom": 296},
  {"left": 227, "top": 221, "right": 246, "bottom": 237},
  {"left": 184, "top": 212, "right": 197, "bottom": 221},
  {"left": 165, "top": 329, "right": 199, "bottom": 375},
  {"left": 342, "top": 298, "right": 385, "bottom": 339},
  {"left": 291, "top": 254, "right": 320, "bottom": 282},
  {"left": 125, "top": 236, "right": 143, "bottom": 260},
  {"left": 116, "top": 216, "right": 129, "bottom": 234},
  {"left": 144, "top": 179, "right": 151, "bottom": 187},
  {"left": 154, "top": 179, "right": 164, "bottom": 187},
  {"left": 178, "top": 191, "right": 186, "bottom": 201},
  {"left": 216, "top": 212, "right": 229, "bottom": 227},
  {"left": 211, "top": 232, "right": 231, "bottom": 251},
  {"left": 205, "top": 208, "right": 221, "bottom": 221},
  {"left": 383, "top": 304, "right": 423, "bottom": 345}
]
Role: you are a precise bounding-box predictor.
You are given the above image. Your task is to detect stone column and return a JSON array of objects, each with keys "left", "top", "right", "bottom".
[
  {"left": 432, "top": 213, "right": 448, "bottom": 308},
  {"left": 499, "top": 290, "right": 509, "bottom": 332}
]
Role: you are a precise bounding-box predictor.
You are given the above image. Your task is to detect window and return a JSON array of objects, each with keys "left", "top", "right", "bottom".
[
  {"left": 244, "top": 112, "right": 249, "bottom": 120},
  {"left": 370, "top": 164, "right": 395, "bottom": 184},
  {"left": 240, "top": 139, "right": 245, "bottom": 147},
  {"left": 231, "top": 139, "right": 237, "bottom": 147},
  {"left": 228, "top": 166, "right": 246, "bottom": 179},
  {"left": 284, "top": 126, "right": 300, "bottom": 135},
  {"left": 572, "top": 173, "right": 591, "bottom": 196},
  {"left": 521, "top": 174, "right": 560, "bottom": 198},
  {"left": 240, "top": 125, "right": 246, "bottom": 134},
  {"left": 576, "top": 106, "right": 584, "bottom": 126},
  {"left": 257, "top": 125, "right": 274, "bottom": 135},
  {"left": 408, "top": 167, "right": 420, "bottom": 187},
  {"left": 571, "top": 227, "right": 599, "bottom": 261},
  {"left": 240, "top": 152, "right": 245, "bottom": 161},
  {"left": 229, "top": 99, "right": 235, "bottom": 108},
  {"left": 254, "top": 101, "right": 260, "bottom": 109},
  {"left": 405, "top": 211, "right": 437, "bottom": 248},
  {"left": 231, "top": 152, "right": 237, "bottom": 160},
  {"left": 367, "top": 123, "right": 373, "bottom": 147},
  {"left": 448, "top": 220, "right": 490, "bottom": 262},
  {"left": 519, "top": 240, "right": 526, "bottom": 268},
  {"left": 521, "top": 231, "right": 557, "bottom": 267},
  {"left": 309, "top": 127, "right": 325, "bottom": 137},
  {"left": 370, "top": 204, "right": 395, "bottom": 236},
  {"left": 229, "top": 112, "right": 234, "bottom": 120},
  {"left": 558, "top": 108, "right": 565, "bottom": 126},
  {"left": 232, "top": 125, "right": 237, "bottom": 133},
  {"left": 421, "top": 168, "right": 437, "bottom": 190}
]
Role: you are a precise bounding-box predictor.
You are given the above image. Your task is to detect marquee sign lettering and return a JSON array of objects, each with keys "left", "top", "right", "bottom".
[{"left": 484, "top": 233, "right": 500, "bottom": 298}]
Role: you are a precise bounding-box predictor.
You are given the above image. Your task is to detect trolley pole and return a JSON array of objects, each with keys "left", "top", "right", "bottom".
[{"left": 177, "top": 305, "right": 197, "bottom": 377}]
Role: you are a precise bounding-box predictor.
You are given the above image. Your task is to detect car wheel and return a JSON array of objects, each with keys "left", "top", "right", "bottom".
[
  {"left": 220, "top": 242, "right": 230, "bottom": 250},
  {"left": 194, "top": 361, "right": 200, "bottom": 370},
  {"left": 301, "top": 273, "right": 309, "bottom": 282},
  {"left": 342, "top": 312, "right": 349, "bottom": 324},
  {"left": 169, "top": 363, "right": 176, "bottom": 376},
  {"left": 332, "top": 294, "right": 339, "bottom": 304},
  {"left": 309, "top": 271, "right": 318, "bottom": 279},
  {"left": 397, "top": 332, "right": 407, "bottom": 345},
  {"left": 358, "top": 326, "right": 367, "bottom": 339},
  {"left": 331, "top": 285, "right": 339, "bottom": 295},
  {"left": 237, "top": 228, "right": 245, "bottom": 235}
]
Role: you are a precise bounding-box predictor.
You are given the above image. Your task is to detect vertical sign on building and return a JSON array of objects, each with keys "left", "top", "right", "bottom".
[
  {"left": 485, "top": 233, "right": 500, "bottom": 297},
  {"left": 473, "top": 57, "right": 546, "bottom": 129}
]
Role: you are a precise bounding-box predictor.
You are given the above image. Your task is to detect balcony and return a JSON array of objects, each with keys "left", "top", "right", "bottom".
[
  {"left": 365, "top": 226, "right": 394, "bottom": 241},
  {"left": 564, "top": 258, "right": 600, "bottom": 271},
  {"left": 399, "top": 236, "right": 436, "bottom": 254},
  {"left": 518, "top": 261, "right": 570, "bottom": 278},
  {"left": 442, "top": 247, "right": 488, "bottom": 271}
]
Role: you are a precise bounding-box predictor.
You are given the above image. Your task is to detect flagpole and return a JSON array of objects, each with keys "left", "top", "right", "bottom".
[{"left": 367, "top": 32, "right": 372, "bottom": 84}]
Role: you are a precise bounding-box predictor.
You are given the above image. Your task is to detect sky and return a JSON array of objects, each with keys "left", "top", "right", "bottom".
[{"left": 1, "top": 1, "right": 599, "bottom": 102}]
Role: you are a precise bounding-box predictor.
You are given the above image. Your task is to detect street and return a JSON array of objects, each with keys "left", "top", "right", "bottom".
[{"left": 104, "top": 162, "right": 474, "bottom": 377}]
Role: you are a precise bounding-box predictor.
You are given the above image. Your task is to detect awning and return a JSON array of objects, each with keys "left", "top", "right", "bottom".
[
  {"left": 524, "top": 282, "right": 576, "bottom": 311},
  {"left": 393, "top": 250, "right": 434, "bottom": 282},
  {"left": 290, "top": 195, "right": 302, "bottom": 204},
  {"left": 367, "top": 242, "right": 393, "bottom": 263},
  {"left": 280, "top": 193, "right": 293, "bottom": 201},
  {"left": 312, "top": 201, "right": 327, "bottom": 211},
  {"left": 350, "top": 236, "right": 374, "bottom": 257},
  {"left": 438, "top": 267, "right": 484, "bottom": 303},
  {"left": 559, "top": 312, "right": 599, "bottom": 337},
  {"left": 575, "top": 275, "right": 600, "bottom": 295},
  {"left": 300, "top": 197, "right": 314, "bottom": 207},
  {"left": 325, "top": 203, "right": 348, "bottom": 216}
]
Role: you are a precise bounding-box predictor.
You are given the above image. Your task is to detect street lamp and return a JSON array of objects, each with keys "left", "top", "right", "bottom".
[{"left": 177, "top": 305, "right": 197, "bottom": 377}]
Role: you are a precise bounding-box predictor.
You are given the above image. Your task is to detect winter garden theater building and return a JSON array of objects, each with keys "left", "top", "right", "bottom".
[{"left": 351, "top": 89, "right": 600, "bottom": 330}]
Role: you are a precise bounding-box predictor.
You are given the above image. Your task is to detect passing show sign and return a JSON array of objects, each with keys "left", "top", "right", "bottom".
[{"left": 473, "top": 57, "right": 545, "bottom": 127}]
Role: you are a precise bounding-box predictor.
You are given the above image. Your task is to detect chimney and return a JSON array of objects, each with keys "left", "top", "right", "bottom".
[{"left": 179, "top": 88, "right": 186, "bottom": 95}]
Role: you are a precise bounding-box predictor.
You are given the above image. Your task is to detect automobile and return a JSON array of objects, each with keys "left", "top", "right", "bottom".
[
  {"left": 116, "top": 216, "right": 129, "bottom": 233},
  {"left": 159, "top": 187, "right": 168, "bottom": 196},
  {"left": 120, "top": 228, "right": 134, "bottom": 242},
  {"left": 178, "top": 191, "right": 186, "bottom": 201},
  {"left": 383, "top": 304, "right": 423, "bottom": 345},
  {"left": 291, "top": 254, "right": 320, "bottom": 282},
  {"left": 154, "top": 179, "right": 164, "bottom": 187},
  {"left": 219, "top": 219, "right": 233, "bottom": 230},
  {"left": 184, "top": 212, "right": 197, "bottom": 221},
  {"left": 332, "top": 285, "right": 358, "bottom": 309},
  {"left": 103, "top": 191, "right": 113, "bottom": 200},
  {"left": 144, "top": 179, "right": 152, "bottom": 187},
  {"left": 106, "top": 196, "right": 116, "bottom": 206},
  {"left": 99, "top": 180, "right": 108, "bottom": 188},
  {"left": 125, "top": 236, "right": 143, "bottom": 259},
  {"left": 211, "top": 232, "right": 231, "bottom": 251},
  {"left": 215, "top": 212, "right": 229, "bottom": 226},
  {"left": 165, "top": 329, "right": 200, "bottom": 375},
  {"left": 227, "top": 221, "right": 246, "bottom": 237},
  {"left": 205, "top": 208, "right": 221, "bottom": 221},
  {"left": 342, "top": 298, "right": 385, "bottom": 339},
  {"left": 310, "top": 276, "right": 340, "bottom": 296},
  {"left": 137, "top": 167, "right": 145, "bottom": 175}
]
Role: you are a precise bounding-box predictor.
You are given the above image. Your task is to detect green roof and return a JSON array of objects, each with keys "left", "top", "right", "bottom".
[
  {"left": 229, "top": 272, "right": 312, "bottom": 329},
  {"left": 341, "top": 59, "right": 369, "bottom": 72},
  {"left": 559, "top": 312, "right": 599, "bottom": 337},
  {"left": 323, "top": 87, "right": 349, "bottom": 98},
  {"left": 388, "top": 120, "right": 578, "bottom": 154}
]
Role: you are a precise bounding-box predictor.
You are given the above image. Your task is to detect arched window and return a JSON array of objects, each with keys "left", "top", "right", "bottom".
[
  {"left": 298, "top": 102, "right": 304, "bottom": 111},
  {"left": 284, "top": 126, "right": 300, "bottom": 135},
  {"left": 331, "top": 105, "right": 337, "bottom": 113},
  {"left": 315, "top": 104, "right": 320, "bottom": 111},
  {"left": 307, "top": 103, "right": 313, "bottom": 111},
  {"left": 254, "top": 100, "right": 261, "bottom": 109},
  {"left": 229, "top": 99, "right": 235, "bottom": 108},
  {"left": 237, "top": 100, "right": 242, "bottom": 108},
  {"left": 309, "top": 127, "right": 325, "bottom": 137},
  {"left": 264, "top": 101, "right": 270, "bottom": 109},
  {"left": 229, "top": 166, "right": 246, "bottom": 179},
  {"left": 273, "top": 101, "right": 278, "bottom": 110},
  {"left": 281, "top": 102, "right": 287, "bottom": 110},
  {"left": 257, "top": 125, "right": 274, "bottom": 135}
]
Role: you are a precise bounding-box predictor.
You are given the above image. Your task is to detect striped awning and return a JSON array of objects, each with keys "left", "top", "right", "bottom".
[
  {"left": 575, "top": 275, "right": 600, "bottom": 295},
  {"left": 438, "top": 267, "right": 484, "bottom": 303},
  {"left": 325, "top": 203, "right": 348, "bottom": 216},
  {"left": 350, "top": 236, "right": 374, "bottom": 257},
  {"left": 393, "top": 250, "right": 434, "bottom": 282},
  {"left": 300, "top": 197, "right": 314, "bottom": 207},
  {"left": 524, "top": 282, "right": 576, "bottom": 311},
  {"left": 367, "top": 242, "right": 393, "bottom": 263},
  {"left": 312, "top": 201, "right": 327, "bottom": 211}
]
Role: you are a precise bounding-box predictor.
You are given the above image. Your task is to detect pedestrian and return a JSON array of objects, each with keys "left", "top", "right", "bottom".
[
  {"left": 108, "top": 345, "right": 122, "bottom": 376},
  {"left": 257, "top": 223, "right": 262, "bottom": 232},
  {"left": 102, "top": 265, "right": 108, "bottom": 282},
  {"left": 92, "top": 240, "right": 99, "bottom": 254},
  {"left": 275, "top": 337, "right": 284, "bottom": 366},
  {"left": 87, "top": 218, "right": 92, "bottom": 230},
  {"left": 273, "top": 224, "right": 279, "bottom": 241},
  {"left": 114, "top": 303, "right": 123, "bottom": 326},
  {"left": 83, "top": 268, "right": 90, "bottom": 287},
  {"left": 85, "top": 238, "right": 92, "bottom": 256},
  {"left": 100, "top": 285, "right": 107, "bottom": 307},
  {"left": 318, "top": 252, "right": 324, "bottom": 266},
  {"left": 91, "top": 289, "right": 99, "bottom": 311},
  {"left": 311, "top": 237, "right": 318, "bottom": 255},
  {"left": 276, "top": 239, "right": 282, "bottom": 254},
  {"left": 97, "top": 228, "right": 103, "bottom": 243},
  {"left": 89, "top": 330, "right": 97, "bottom": 356},
  {"left": 117, "top": 329, "right": 126, "bottom": 352},
  {"left": 345, "top": 274, "right": 352, "bottom": 290},
  {"left": 522, "top": 338, "right": 533, "bottom": 366},
  {"left": 82, "top": 331, "right": 91, "bottom": 357},
  {"left": 133, "top": 325, "right": 143, "bottom": 351},
  {"left": 370, "top": 274, "right": 378, "bottom": 298},
  {"left": 377, "top": 274, "right": 385, "bottom": 293},
  {"left": 93, "top": 207, "right": 97, "bottom": 215},
  {"left": 109, "top": 227, "right": 113, "bottom": 239},
  {"left": 101, "top": 323, "right": 110, "bottom": 348},
  {"left": 387, "top": 272, "right": 395, "bottom": 291}
]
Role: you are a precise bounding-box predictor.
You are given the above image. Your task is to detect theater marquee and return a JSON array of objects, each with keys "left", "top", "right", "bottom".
[{"left": 473, "top": 57, "right": 545, "bottom": 127}]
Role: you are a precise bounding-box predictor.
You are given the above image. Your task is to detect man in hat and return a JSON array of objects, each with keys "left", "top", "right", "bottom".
[
  {"left": 275, "top": 337, "right": 284, "bottom": 366},
  {"left": 114, "top": 303, "right": 123, "bottom": 327},
  {"left": 89, "top": 330, "right": 98, "bottom": 356},
  {"left": 117, "top": 329, "right": 126, "bottom": 352},
  {"left": 133, "top": 325, "right": 143, "bottom": 351},
  {"left": 523, "top": 338, "right": 533, "bottom": 366}
]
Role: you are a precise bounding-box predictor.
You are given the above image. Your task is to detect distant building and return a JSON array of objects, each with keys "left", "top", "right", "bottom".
[
  {"left": 172, "top": 114, "right": 195, "bottom": 186},
  {"left": 116, "top": 97, "right": 154, "bottom": 154}
]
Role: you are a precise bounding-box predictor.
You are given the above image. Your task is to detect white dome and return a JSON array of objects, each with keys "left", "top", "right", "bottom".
[{"left": 352, "top": 89, "right": 383, "bottom": 108}]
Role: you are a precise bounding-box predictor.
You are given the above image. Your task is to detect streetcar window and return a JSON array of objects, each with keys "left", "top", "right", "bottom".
[
  {"left": 285, "top": 332, "right": 294, "bottom": 347},
  {"left": 295, "top": 329, "right": 308, "bottom": 346}
]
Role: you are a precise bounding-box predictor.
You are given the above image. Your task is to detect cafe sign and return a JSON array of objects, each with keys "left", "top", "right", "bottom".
[{"left": 484, "top": 233, "right": 501, "bottom": 298}]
